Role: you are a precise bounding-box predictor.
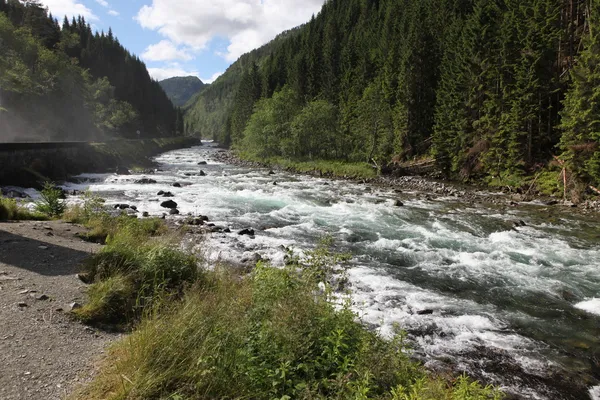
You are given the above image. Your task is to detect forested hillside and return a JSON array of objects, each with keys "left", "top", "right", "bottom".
[
  {"left": 0, "top": 0, "right": 182, "bottom": 141},
  {"left": 184, "top": 27, "right": 301, "bottom": 142},
  {"left": 186, "top": 0, "right": 599, "bottom": 198},
  {"left": 159, "top": 76, "right": 205, "bottom": 107}
]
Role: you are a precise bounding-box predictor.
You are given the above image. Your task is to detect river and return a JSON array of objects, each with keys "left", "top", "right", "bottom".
[{"left": 62, "top": 143, "right": 600, "bottom": 399}]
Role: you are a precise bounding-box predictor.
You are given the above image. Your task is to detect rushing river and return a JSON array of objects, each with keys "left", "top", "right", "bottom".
[{"left": 62, "top": 143, "right": 600, "bottom": 399}]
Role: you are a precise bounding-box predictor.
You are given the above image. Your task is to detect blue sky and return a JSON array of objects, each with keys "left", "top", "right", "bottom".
[{"left": 39, "top": 0, "right": 324, "bottom": 83}]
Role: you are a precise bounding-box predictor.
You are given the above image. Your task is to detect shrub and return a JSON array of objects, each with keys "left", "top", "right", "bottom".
[
  {"left": 0, "top": 197, "right": 46, "bottom": 221},
  {"left": 74, "top": 246, "right": 504, "bottom": 400},
  {"left": 35, "top": 182, "right": 66, "bottom": 217},
  {"left": 74, "top": 217, "right": 197, "bottom": 326}
]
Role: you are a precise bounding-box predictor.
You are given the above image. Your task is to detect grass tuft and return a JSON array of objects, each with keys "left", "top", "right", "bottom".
[
  {"left": 74, "top": 242, "right": 504, "bottom": 400},
  {"left": 74, "top": 215, "right": 197, "bottom": 327},
  {"left": 0, "top": 197, "right": 47, "bottom": 221}
]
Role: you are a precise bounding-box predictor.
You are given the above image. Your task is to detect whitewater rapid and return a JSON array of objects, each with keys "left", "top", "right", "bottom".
[{"left": 62, "top": 144, "right": 600, "bottom": 399}]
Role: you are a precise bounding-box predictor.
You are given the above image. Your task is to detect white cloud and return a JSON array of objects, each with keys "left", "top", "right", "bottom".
[
  {"left": 136, "top": 0, "right": 324, "bottom": 62},
  {"left": 202, "top": 71, "right": 223, "bottom": 84},
  {"left": 39, "top": 0, "right": 97, "bottom": 20},
  {"left": 95, "top": 0, "right": 109, "bottom": 7},
  {"left": 108, "top": 9, "right": 119, "bottom": 16},
  {"left": 142, "top": 40, "right": 193, "bottom": 62},
  {"left": 147, "top": 66, "right": 199, "bottom": 81}
]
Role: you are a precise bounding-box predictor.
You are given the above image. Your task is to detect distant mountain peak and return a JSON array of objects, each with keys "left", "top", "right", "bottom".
[{"left": 159, "top": 76, "right": 206, "bottom": 107}]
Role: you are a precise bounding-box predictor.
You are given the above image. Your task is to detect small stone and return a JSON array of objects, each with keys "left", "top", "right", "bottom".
[
  {"left": 17, "top": 302, "right": 28, "bottom": 308},
  {"left": 199, "top": 170, "right": 206, "bottom": 176},
  {"left": 197, "top": 161, "right": 208, "bottom": 165},
  {"left": 157, "top": 190, "right": 165, "bottom": 196},
  {"left": 142, "top": 212, "right": 150, "bottom": 217},
  {"left": 238, "top": 228, "right": 255, "bottom": 236},
  {"left": 172, "top": 182, "right": 182, "bottom": 188},
  {"left": 38, "top": 246, "right": 48, "bottom": 250},
  {"left": 46, "top": 232, "right": 54, "bottom": 237},
  {"left": 394, "top": 200, "right": 404, "bottom": 207},
  {"left": 268, "top": 170, "right": 275, "bottom": 175},
  {"left": 160, "top": 200, "right": 178, "bottom": 209},
  {"left": 69, "top": 302, "right": 82, "bottom": 311},
  {"left": 19, "top": 289, "right": 30, "bottom": 294},
  {"left": 416, "top": 309, "right": 434, "bottom": 315}
]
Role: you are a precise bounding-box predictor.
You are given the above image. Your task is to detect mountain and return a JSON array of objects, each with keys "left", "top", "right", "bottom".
[
  {"left": 184, "top": 0, "right": 600, "bottom": 196},
  {"left": 184, "top": 27, "right": 301, "bottom": 141},
  {"left": 0, "top": 0, "right": 183, "bottom": 142},
  {"left": 159, "top": 76, "right": 206, "bottom": 107}
]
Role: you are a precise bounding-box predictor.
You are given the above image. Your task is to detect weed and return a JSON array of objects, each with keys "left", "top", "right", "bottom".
[
  {"left": 0, "top": 197, "right": 46, "bottom": 221},
  {"left": 35, "top": 182, "right": 66, "bottom": 217}
]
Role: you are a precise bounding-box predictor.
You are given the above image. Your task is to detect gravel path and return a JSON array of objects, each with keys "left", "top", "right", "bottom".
[{"left": 0, "top": 220, "right": 119, "bottom": 400}]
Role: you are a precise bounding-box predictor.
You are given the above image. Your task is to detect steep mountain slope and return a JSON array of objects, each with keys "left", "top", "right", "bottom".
[
  {"left": 159, "top": 76, "right": 206, "bottom": 107},
  {"left": 184, "top": 0, "right": 600, "bottom": 197},
  {"left": 183, "top": 27, "right": 301, "bottom": 142},
  {"left": 0, "top": 0, "right": 182, "bottom": 141}
]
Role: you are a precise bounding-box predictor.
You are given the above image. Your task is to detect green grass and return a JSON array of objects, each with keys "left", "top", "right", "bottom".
[
  {"left": 73, "top": 214, "right": 193, "bottom": 326},
  {"left": 0, "top": 197, "right": 47, "bottom": 221},
  {"left": 74, "top": 241, "right": 503, "bottom": 400},
  {"left": 240, "top": 153, "right": 378, "bottom": 179}
]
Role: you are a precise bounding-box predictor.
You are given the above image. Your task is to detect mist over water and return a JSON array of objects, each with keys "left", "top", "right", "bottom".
[{"left": 63, "top": 144, "right": 600, "bottom": 399}]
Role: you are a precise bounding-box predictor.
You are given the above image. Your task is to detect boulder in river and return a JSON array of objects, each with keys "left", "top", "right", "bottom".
[
  {"left": 268, "top": 170, "right": 275, "bottom": 175},
  {"left": 197, "top": 161, "right": 208, "bottom": 165},
  {"left": 416, "top": 309, "right": 434, "bottom": 315},
  {"left": 160, "top": 200, "right": 178, "bottom": 209},
  {"left": 238, "top": 228, "right": 255, "bottom": 236},
  {"left": 142, "top": 212, "right": 149, "bottom": 217},
  {"left": 157, "top": 190, "right": 165, "bottom": 195},
  {"left": 169, "top": 208, "right": 180, "bottom": 215},
  {"left": 199, "top": 170, "right": 206, "bottom": 176},
  {"left": 135, "top": 178, "right": 157, "bottom": 184},
  {"left": 394, "top": 200, "right": 404, "bottom": 207},
  {"left": 115, "top": 165, "right": 130, "bottom": 175},
  {"left": 172, "top": 182, "right": 182, "bottom": 188}
]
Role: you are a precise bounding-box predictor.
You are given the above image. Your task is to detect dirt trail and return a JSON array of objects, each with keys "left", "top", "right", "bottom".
[{"left": 0, "top": 220, "right": 118, "bottom": 400}]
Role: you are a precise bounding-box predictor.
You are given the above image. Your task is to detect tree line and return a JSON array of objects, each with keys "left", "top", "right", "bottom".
[
  {"left": 0, "top": 0, "right": 183, "bottom": 141},
  {"left": 188, "top": 0, "right": 599, "bottom": 197}
]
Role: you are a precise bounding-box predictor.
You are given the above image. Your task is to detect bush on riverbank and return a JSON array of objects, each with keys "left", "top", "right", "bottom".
[
  {"left": 75, "top": 234, "right": 503, "bottom": 399},
  {"left": 239, "top": 152, "right": 377, "bottom": 180},
  {"left": 73, "top": 216, "right": 194, "bottom": 326},
  {"left": 0, "top": 197, "right": 46, "bottom": 221}
]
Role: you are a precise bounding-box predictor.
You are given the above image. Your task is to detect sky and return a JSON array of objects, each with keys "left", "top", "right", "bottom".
[{"left": 38, "top": 0, "right": 325, "bottom": 83}]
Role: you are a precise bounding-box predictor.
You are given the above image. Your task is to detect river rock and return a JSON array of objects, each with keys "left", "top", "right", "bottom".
[
  {"left": 197, "top": 161, "right": 208, "bottom": 165},
  {"left": 160, "top": 200, "right": 178, "bottom": 209},
  {"left": 135, "top": 178, "right": 157, "bottom": 184},
  {"left": 394, "top": 200, "right": 404, "bottom": 207},
  {"left": 118, "top": 204, "right": 129, "bottom": 210},
  {"left": 416, "top": 309, "right": 434, "bottom": 315},
  {"left": 169, "top": 208, "right": 180, "bottom": 215},
  {"left": 157, "top": 190, "right": 165, "bottom": 195},
  {"left": 162, "top": 192, "right": 175, "bottom": 198},
  {"left": 142, "top": 212, "right": 149, "bottom": 217},
  {"left": 268, "top": 170, "right": 275, "bottom": 175},
  {"left": 187, "top": 217, "right": 205, "bottom": 226},
  {"left": 115, "top": 165, "right": 130, "bottom": 175},
  {"left": 238, "top": 228, "right": 255, "bottom": 236},
  {"left": 130, "top": 205, "right": 137, "bottom": 211},
  {"left": 172, "top": 182, "right": 182, "bottom": 188},
  {"left": 199, "top": 170, "right": 206, "bottom": 176}
]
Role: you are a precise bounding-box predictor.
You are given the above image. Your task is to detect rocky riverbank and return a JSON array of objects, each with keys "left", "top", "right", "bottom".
[{"left": 212, "top": 149, "right": 600, "bottom": 214}]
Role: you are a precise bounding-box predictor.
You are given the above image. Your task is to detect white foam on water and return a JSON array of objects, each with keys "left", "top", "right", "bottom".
[
  {"left": 590, "top": 385, "right": 600, "bottom": 400},
  {"left": 60, "top": 145, "right": 600, "bottom": 399},
  {"left": 575, "top": 299, "right": 600, "bottom": 316}
]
